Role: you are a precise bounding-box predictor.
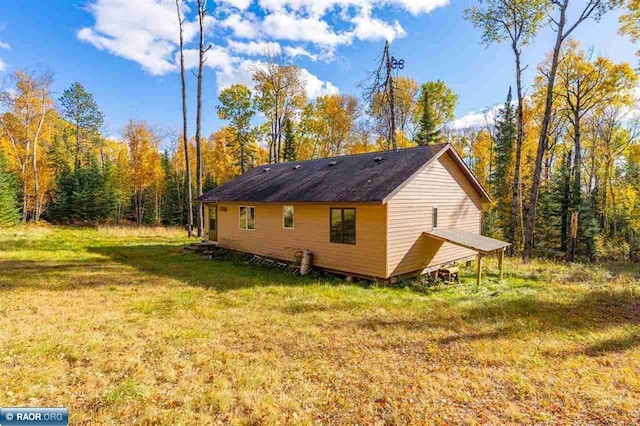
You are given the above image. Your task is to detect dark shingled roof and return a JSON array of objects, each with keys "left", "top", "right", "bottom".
[{"left": 195, "top": 143, "right": 485, "bottom": 203}]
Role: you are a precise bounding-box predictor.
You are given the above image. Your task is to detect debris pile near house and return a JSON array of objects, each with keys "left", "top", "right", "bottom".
[{"left": 183, "top": 243, "right": 302, "bottom": 275}]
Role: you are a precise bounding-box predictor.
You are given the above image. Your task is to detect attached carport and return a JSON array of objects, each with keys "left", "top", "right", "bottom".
[{"left": 423, "top": 229, "right": 512, "bottom": 285}]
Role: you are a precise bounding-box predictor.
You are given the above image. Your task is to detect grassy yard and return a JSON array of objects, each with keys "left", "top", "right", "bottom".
[{"left": 0, "top": 226, "right": 639, "bottom": 424}]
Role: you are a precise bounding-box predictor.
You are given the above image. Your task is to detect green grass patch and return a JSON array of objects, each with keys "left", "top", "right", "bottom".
[{"left": 0, "top": 225, "right": 638, "bottom": 424}]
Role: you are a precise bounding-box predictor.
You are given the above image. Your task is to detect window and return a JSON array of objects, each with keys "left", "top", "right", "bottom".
[
  {"left": 283, "top": 205, "right": 294, "bottom": 229},
  {"left": 239, "top": 206, "right": 255, "bottom": 230},
  {"left": 432, "top": 207, "right": 438, "bottom": 229},
  {"left": 330, "top": 208, "right": 356, "bottom": 244}
]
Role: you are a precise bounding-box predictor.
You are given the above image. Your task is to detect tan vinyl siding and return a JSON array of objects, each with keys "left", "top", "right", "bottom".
[
  {"left": 211, "top": 202, "right": 387, "bottom": 278},
  {"left": 387, "top": 152, "right": 483, "bottom": 277}
]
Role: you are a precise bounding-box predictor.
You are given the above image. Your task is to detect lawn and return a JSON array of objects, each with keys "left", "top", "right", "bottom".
[{"left": 0, "top": 226, "right": 639, "bottom": 424}]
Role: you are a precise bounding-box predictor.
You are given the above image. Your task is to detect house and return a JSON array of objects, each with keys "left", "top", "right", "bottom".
[{"left": 195, "top": 143, "right": 510, "bottom": 282}]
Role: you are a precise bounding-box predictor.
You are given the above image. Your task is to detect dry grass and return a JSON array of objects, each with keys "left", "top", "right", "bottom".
[
  {"left": 96, "top": 225, "right": 186, "bottom": 238},
  {"left": 0, "top": 226, "right": 639, "bottom": 424}
]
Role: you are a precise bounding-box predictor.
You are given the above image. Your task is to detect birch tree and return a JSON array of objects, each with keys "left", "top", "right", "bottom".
[{"left": 465, "top": 0, "right": 547, "bottom": 256}]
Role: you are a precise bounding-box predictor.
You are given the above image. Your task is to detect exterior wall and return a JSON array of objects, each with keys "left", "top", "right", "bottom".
[
  {"left": 207, "top": 202, "right": 388, "bottom": 279},
  {"left": 386, "top": 152, "right": 483, "bottom": 277}
]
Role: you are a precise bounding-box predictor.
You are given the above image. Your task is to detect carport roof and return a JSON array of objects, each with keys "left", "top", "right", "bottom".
[{"left": 424, "top": 229, "right": 511, "bottom": 255}]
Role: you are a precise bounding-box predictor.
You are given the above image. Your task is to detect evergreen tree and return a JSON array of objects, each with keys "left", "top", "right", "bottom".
[
  {"left": 414, "top": 89, "right": 440, "bottom": 146},
  {"left": 46, "top": 155, "right": 111, "bottom": 223},
  {"left": 59, "top": 82, "right": 104, "bottom": 171},
  {"left": 491, "top": 87, "right": 516, "bottom": 199},
  {"left": 414, "top": 81, "right": 458, "bottom": 146},
  {"left": 0, "top": 153, "right": 19, "bottom": 227},
  {"left": 282, "top": 118, "right": 297, "bottom": 162},
  {"left": 160, "top": 151, "right": 185, "bottom": 226}
]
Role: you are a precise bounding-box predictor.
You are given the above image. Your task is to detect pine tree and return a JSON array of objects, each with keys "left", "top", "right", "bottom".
[
  {"left": 491, "top": 88, "right": 516, "bottom": 199},
  {"left": 59, "top": 83, "right": 104, "bottom": 171},
  {"left": 160, "top": 151, "right": 185, "bottom": 226},
  {"left": 282, "top": 118, "right": 297, "bottom": 162},
  {"left": 0, "top": 153, "right": 19, "bottom": 227},
  {"left": 414, "top": 89, "right": 439, "bottom": 146}
]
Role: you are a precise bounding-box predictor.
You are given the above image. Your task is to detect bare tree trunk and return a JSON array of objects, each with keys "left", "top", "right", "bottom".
[
  {"left": 566, "top": 110, "right": 581, "bottom": 262},
  {"left": 523, "top": 0, "right": 604, "bottom": 262},
  {"left": 523, "top": 4, "right": 567, "bottom": 263},
  {"left": 32, "top": 80, "right": 49, "bottom": 221},
  {"left": 74, "top": 119, "right": 81, "bottom": 172},
  {"left": 195, "top": 0, "right": 209, "bottom": 237},
  {"left": 176, "top": 0, "right": 194, "bottom": 237},
  {"left": 384, "top": 41, "right": 397, "bottom": 151},
  {"left": 508, "top": 47, "right": 525, "bottom": 257}
]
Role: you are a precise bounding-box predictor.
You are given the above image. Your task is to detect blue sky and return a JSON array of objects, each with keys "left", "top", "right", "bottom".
[{"left": 0, "top": 0, "right": 636, "bottom": 141}]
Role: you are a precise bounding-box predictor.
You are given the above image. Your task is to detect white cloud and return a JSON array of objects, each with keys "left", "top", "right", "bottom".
[
  {"left": 182, "top": 45, "right": 235, "bottom": 70},
  {"left": 351, "top": 7, "right": 406, "bottom": 42},
  {"left": 262, "top": 11, "right": 351, "bottom": 47},
  {"left": 215, "top": 58, "right": 260, "bottom": 91},
  {"left": 216, "top": 58, "right": 338, "bottom": 99},
  {"left": 219, "top": 0, "right": 253, "bottom": 10},
  {"left": 0, "top": 40, "right": 7, "bottom": 72},
  {"left": 283, "top": 45, "right": 319, "bottom": 61},
  {"left": 257, "top": 0, "right": 449, "bottom": 15},
  {"left": 220, "top": 13, "right": 259, "bottom": 39},
  {"left": 258, "top": 0, "right": 340, "bottom": 15},
  {"left": 77, "top": 0, "right": 212, "bottom": 75},
  {"left": 228, "top": 40, "right": 281, "bottom": 56},
  {"left": 77, "top": 0, "right": 450, "bottom": 95},
  {"left": 300, "top": 68, "right": 339, "bottom": 98},
  {"left": 450, "top": 105, "right": 500, "bottom": 130},
  {"left": 386, "top": 0, "right": 450, "bottom": 15}
]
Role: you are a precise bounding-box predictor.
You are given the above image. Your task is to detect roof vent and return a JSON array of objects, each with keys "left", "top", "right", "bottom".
[
  {"left": 292, "top": 165, "right": 301, "bottom": 169},
  {"left": 328, "top": 161, "right": 338, "bottom": 166},
  {"left": 374, "top": 156, "right": 384, "bottom": 162},
  {"left": 263, "top": 167, "right": 271, "bottom": 172}
]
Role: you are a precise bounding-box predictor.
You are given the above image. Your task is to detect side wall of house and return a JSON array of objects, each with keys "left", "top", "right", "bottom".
[
  {"left": 208, "top": 202, "right": 388, "bottom": 278},
  {"left": 386, "top": 152, "right": 483, "bottom": 277}
]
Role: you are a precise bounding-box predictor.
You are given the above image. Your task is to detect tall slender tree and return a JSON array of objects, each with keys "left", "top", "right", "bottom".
[
  {"left": 195, "top": 0, "right": 210, "bottom": 237},
  {"left": 175, "top": 0, "right": 193, "bottom": 237},
  {"left": 216, "top": 84, "right": 255, "bottom": 173},
  {"left": 524, "top": 0, "right": 612, "bottom": 262},
  {"left": 282, "top": 118, "right": 296, "bottom": 162},
  {"left": 492, "top": 87, "right": 516, "bottom": 200},
  {"left": 59, "top": 82, "right": 104, "bottom": 172},
  {"left": 414, "top": 81, "right": 458, "bottom": 146},
  {"left": 253, "top": 51, "right": 306, "bottom": 163},
  {"left": 362, "top": 40, "right": 398, "bottom": 151},
  {"left": 465, "top": 0, "right": 547, "bottom": 256}
]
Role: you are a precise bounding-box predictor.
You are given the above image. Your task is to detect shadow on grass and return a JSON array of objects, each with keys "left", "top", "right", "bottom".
[
  {"left": 351, "top": 290, "right": 640, "bottom": 356},
  {"left": 89, "top": 244, "right": 333, "bottom": 292},
  {"left": 11, "top": 240, "right": 638, "bottom": 358},
  {"left": 0, "top": 259, "right": 137, "bottom": 290}
]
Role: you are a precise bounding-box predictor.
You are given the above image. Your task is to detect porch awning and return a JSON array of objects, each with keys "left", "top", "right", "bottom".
[{"left": 423, "top": 229, "right": 511, "bottom": 255}]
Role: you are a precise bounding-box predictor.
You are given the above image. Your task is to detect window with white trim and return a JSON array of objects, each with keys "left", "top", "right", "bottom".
[
  {"left": 283, "top": 205, "right": 294, "bottom": 229},
  {"left": 239, "top": 206, "right": 255, "bottom": 230}
]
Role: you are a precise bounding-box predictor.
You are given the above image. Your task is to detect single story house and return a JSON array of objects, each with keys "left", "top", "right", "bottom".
[{"left": 195, "top": 143, "right": 510, "bottom": 282}]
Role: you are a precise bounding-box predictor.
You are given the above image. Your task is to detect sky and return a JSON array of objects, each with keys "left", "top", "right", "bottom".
[{"left": 0, "top": 0, "right": 637, "bottom": 142}]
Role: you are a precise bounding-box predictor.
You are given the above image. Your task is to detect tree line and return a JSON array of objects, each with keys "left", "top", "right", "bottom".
[{"left": 1, "top": 0, "right": 639, "bottom": 264}]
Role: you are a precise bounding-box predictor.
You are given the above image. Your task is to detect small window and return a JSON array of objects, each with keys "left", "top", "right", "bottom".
[
  {"left": 330, "top": 208, "right": 356, "bottom": 244},
  {"left": 239, "top": 206, "right": 255, "bottom": 230},
  {"left": 283, "top": 205, "right": 294, "bottom": 229},
  {"left": 432, "top": 207, "right": 438, "bottom": 229}
]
